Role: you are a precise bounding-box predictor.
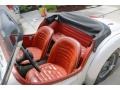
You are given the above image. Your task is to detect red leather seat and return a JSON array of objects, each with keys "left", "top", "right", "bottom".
[
  {"left": 25, "top": 37, "right": 81, "bottom": 84},
  {"left": 26, "top": 63, "right": 67, "bottom": 84},
  {"left": 17, "top": 26, "right": 54, "bottom": 65}
]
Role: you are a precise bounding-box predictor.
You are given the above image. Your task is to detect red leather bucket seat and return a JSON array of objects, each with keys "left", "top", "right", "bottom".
[
  {"left": 17, "top": 26, "right": 54, "bottom": 65},
  {"left": 25, "top": 37, "right": 81, "bottom": 84}
]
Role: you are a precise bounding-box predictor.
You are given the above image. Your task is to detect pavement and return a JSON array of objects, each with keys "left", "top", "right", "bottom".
[
  {"left": 19, "top": 10, "right": 44, "bottom": 35},
  {"left": 19, "top": 5, "right": 120, "bottom": 85},
  {"left": 19, "top": 5, "right": 120, "bottom": 34}
]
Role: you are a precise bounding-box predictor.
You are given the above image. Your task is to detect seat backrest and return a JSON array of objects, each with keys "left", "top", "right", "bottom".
[
  {"left": 47, "top": 37, "right": 81, "bottom": 73},
  {"left": 32, "top": 26, "right": 54, "bottom": 58}
]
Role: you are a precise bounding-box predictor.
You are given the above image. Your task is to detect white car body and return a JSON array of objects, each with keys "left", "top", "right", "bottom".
[{"left": 5, "top": 17, "right": 120, "bottom": 85}]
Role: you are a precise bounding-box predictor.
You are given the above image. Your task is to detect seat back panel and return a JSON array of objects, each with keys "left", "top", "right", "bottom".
[
  {"left": 32, "top": 26, "right": 54, "bottom": 58},
  {"left": 48, "top": 37, "right": 81, "bottom": 73},
  {"left": 49, "top": 21, "right": 93, "bottom": 47}
]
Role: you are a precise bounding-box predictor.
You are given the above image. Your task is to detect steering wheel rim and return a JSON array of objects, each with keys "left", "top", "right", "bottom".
[{"left": 17, "top": 46, "right": 40, "bottom": 72}]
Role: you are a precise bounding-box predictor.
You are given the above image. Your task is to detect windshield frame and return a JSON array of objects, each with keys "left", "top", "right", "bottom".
[{"left": 0, "top": 9, "right": 23, "bottom": 84}]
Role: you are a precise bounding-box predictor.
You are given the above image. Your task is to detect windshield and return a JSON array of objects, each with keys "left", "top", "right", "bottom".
[{"left": 0, "top": 10, "right": 21, "bottom": 83}]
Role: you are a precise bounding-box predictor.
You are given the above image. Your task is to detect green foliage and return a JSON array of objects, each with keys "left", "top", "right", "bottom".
[
  {"left": 45, "top": 5, "right": 57, "bottom": 12},
  {"left": 19, "top": 5, "right": 57, "bottom": 13},
  {"left": 19, "top": 6, "right": 28, "bottom": 13},
  {"left": 19, "top": 5, "right": 38, "bottom": 13}
]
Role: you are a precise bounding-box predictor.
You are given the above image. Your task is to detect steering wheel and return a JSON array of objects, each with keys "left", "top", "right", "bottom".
[{"left": 16, "top": 46, "right": 40, "bottom": 72}]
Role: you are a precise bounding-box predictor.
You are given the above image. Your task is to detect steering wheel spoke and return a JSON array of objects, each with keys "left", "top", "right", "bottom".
[{"left": 17, "top": 46, "right": 40, "bottom": 72}]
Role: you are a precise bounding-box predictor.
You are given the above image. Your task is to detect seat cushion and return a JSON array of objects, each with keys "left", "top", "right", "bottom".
[
  {"left": 26, "top": 63, "right": 67, "bottom": 84},
  {"left": 17, "top": 47, "right": 42, "bottom": 65}
]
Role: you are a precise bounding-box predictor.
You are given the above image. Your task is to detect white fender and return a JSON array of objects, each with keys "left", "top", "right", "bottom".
[{"left": 85, "top": 34, "right": 120, "bottom": 84}]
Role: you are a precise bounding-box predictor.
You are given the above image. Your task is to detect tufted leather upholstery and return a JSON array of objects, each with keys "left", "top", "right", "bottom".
[
  {"left": 17, "top": 26, "right": 54, "bottom": 64},
  {"left": 47, "top": 37, "right": 81, "bottom": 73},
  {"left": 26, "top": 63, "right": 67, "bottom": 83},
  {"left": 25, "top": 37, "right": 81, "bottom": 84},
  {"left": 31, "top": 26, "right": 53, "bottom": 58}
]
